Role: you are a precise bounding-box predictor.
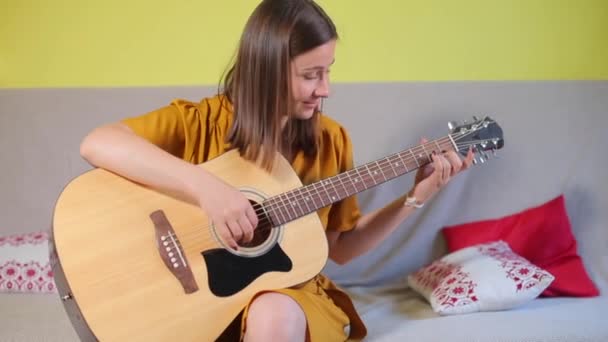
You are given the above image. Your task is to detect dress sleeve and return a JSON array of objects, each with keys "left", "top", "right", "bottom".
[
  {"left": 326, "top": 126, "right": 362, "bottom": 233},
  {"left": 121, "top": 98, "right": 227, "bottom": 164}
]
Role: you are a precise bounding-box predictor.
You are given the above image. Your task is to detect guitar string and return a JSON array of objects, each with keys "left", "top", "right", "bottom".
[
  {"left": 256, "top": 138, "right": 492, "bottom": 224},
  {"left": 171, "top": 140, "right": 484, "bottom": 253},
  {"left": 172, "top": 135, "right": 456, "bottom": 248},
  {"left": 254, "top": 128, "right": 492, "bottom": 222},
  {"left": 253, "top": 134, "right": 457, "bottom": 217},
  {"left": 173, "top": 140, "right": 487, "bottom": 253},
  {"left": 202, "top": 129, "right": 484, "bottom": 226},
  {"left": 254, "top": 136, "right": 453, "bottom": 227},
  {"left": 173, "top": 137, "right": 490, "bottom": 251},
  {"left": 167, "top": 129, "right": 493, "bottom": 250}
]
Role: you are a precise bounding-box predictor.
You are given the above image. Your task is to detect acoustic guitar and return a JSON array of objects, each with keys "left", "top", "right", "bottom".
[{"left": 50, "top": 116, "right": 503, "bottom": 341}]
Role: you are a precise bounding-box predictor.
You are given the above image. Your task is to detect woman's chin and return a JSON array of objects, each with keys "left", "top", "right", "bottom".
[{"left": 294, "top": 106, "right": 316, "bottom": 120}]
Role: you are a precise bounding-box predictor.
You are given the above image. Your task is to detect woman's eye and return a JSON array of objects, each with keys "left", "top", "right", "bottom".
[{"left": 303, "top": 73, "right": 317, "bottom": 80}]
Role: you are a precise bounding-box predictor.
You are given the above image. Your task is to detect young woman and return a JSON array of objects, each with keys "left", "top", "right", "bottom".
[{"left": 80, "top": 0, "right": 473, "bottom": 341}]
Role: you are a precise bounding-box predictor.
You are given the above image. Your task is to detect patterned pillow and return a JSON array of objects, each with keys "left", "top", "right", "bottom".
[
  {"left": 442, "top": 195, "right": 599, "bottom": 297},
  {"left": 407, "top": 240, "right": 554, "bottom": 315},
  {"left": 0, "top": 231, "right": 57, "bottom": 293}
]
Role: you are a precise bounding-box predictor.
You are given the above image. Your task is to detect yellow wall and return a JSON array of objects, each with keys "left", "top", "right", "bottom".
[{"left": 2, "top": 0, "right": 607, "bottom": 88}]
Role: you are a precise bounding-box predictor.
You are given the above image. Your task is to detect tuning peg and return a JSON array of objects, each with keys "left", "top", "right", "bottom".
[
  {"left": 473, "top": 156, "right": 486, "bottom": 164},
  {"left": 448, "top": 121, "right": 458, "bottom": 131}
]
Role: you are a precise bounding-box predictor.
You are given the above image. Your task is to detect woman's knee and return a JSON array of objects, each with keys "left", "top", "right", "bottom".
[{"left": 245, "top": 292, "right": 307, "bottom": 341}]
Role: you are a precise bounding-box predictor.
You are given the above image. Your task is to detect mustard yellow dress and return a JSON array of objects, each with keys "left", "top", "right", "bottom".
[{"left": 122, "top": 95, "right": 367, "bottom": 341}]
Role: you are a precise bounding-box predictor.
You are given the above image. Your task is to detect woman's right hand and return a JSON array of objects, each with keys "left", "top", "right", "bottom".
[
  {"left": 196, "top": 176, "right": 259, "bottom": 250},
  {"left": 80, "top": 123, "right": 259, "bottom": 250}
]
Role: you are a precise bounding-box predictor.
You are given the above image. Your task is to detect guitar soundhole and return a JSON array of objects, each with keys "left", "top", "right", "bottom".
[
  {"left": 240, "top": 223, "right": 272, "bottom": 248},
  {"left": 212, "top": 190, "right": 283, "bottom": 258},
  {"left": 239, "top": 200, "right": 273, "bottom": 248}
]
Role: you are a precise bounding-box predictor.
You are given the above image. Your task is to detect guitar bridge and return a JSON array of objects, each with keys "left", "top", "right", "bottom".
[{"left": 150, "top": 210, "right": 199, "bottom": 294}]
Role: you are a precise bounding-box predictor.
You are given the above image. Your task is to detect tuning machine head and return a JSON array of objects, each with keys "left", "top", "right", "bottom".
[{"left": 448, "top": 121, "right": 459, "bottom": 132}]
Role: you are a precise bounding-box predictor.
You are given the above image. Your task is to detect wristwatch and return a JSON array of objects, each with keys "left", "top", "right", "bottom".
[{"left": 404, "top": 195, "right": 424, "bottom": 209}]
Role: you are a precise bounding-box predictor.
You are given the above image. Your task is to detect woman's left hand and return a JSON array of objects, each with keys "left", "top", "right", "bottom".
[{"left": 408, "top": 138, "right": 475, "bottom": 205}]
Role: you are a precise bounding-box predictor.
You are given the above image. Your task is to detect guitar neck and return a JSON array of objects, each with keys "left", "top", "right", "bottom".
[{"left": 261, "top": 135, "right": 457, "bottom": 226}]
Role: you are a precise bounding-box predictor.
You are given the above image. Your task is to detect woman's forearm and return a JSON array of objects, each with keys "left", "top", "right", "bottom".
[
  {"left": 329, "top": 194, "right": 415, "bottom": 264},
  {"left": 79, "top": 123, "right": 212, "bottom": 205}
]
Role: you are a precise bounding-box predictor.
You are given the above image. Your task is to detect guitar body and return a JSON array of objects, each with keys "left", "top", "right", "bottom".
[{"left": 50, "top": 150, "right": 328, "bottom": 341}]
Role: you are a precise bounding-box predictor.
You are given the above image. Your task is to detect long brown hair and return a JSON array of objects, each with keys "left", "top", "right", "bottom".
[{"left": 222, "top": 0, "right": 338, "bottom": 170}]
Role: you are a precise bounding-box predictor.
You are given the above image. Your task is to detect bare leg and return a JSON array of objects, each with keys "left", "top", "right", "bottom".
[{"left": 244, "top": 292, "right": 307, "bottom": 342}]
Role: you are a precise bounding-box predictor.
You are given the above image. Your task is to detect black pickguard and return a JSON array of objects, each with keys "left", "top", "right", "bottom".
[{"left": 202, "top": 244, "right": 292, "bottom": 297}]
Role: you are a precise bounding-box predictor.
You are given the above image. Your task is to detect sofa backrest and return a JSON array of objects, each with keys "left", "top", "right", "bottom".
[{"left": 1, "top": 81, "right": 606, "bottom": 292}]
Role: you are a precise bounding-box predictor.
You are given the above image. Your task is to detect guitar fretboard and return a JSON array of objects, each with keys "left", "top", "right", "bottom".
[{"left": 261, "top": 135, "right": 457, "bottom": 226}]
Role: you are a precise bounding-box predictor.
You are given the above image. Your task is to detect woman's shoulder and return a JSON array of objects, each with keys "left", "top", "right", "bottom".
[
  {"left": 318, "top": 113, "right": 351, "bottom": 146},
  {"left": 170, "top": 94, "right": 234, "bottom": 127}
]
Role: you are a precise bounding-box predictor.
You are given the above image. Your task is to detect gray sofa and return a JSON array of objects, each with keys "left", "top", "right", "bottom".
[{"left": 1, "top": 81, "right": 606, "bottom": 341}]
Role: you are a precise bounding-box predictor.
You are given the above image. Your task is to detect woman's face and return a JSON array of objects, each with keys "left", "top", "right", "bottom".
[{"left": 290, "top": 39, "right": 336, "bottom": 120}]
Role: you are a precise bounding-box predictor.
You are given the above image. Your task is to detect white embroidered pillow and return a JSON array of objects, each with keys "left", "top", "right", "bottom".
[
  {"left": 407, "top": 240, "right": 554, "bottom": 315},
  {"left": 0, "top": 231, "right": 57, "bottom": 293}
]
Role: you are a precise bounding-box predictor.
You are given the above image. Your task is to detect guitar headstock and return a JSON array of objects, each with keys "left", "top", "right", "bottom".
[{"left": 449, "top": 116, "right": 504, "bottom": 164}]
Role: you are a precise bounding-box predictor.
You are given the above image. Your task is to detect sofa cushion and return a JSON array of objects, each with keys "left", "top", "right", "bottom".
[
  {"left": 0, "top": 231, "right": 56, "bottom": 293},
  {"left": 347, "top": 284, "right": 608, "bottom": 342},
  {"left": 442, "top": 195, "right": 599, "bottom": 297},
  {"left": 407, "top": 240, "right": 553, "bottom": 315}
]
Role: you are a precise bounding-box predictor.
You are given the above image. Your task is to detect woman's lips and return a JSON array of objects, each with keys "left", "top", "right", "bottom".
[{"left": 302, "top": 101, "right": 318, "bottom": 108}]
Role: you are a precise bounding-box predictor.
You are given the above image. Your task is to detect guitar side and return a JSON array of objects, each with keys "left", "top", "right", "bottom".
[{"left": 50, "top": 150, "right": 328, "bottom": 341}]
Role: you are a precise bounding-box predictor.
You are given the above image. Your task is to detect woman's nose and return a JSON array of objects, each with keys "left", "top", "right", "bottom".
[{"left": 314, "top": 76, "right": 330, "bottom": 98}]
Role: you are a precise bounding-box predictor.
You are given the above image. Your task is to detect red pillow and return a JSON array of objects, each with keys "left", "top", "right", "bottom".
[{"left": 442, "top": 195, "right": 599, "bottom": 297}]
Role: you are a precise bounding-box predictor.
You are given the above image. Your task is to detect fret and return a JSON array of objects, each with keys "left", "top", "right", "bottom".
[
  {"left": 253, "top": 203, "right": 266, "bottom": 226},
  {"left": 269, "top": 197, "right": 286, "bottom": 225},
  {"left": 447, "top": 134, "right": 458, "bottom": 152},
  {"left": 277, "top": 193, "right": 289, "bottom": 222},
  {"left": 358, "top": 168, "right": 368, "bottom": 191},
  {"left": 387, "top": 156, "right": 398, "bottom": 177},
  {"left": 262, "top": 198, "right": 273, "bottom": 224},
  {"left": 296, "top": 191, "right": 308, "bottom": 216},
  {"left": 409, "top": 149, "right": 420, "bottom": 168},
  {"left": 280, "top": 193, "right": 296, "bottom": 222},
  {"left": 300, "top": 188, "right": 313, "bottom": 214},
  {"left": 289, "top": 192, "right": 301, "bottom": 221},
  {"left": 310, "top": 189, "right": 320, "bottom": 209},
  {"left": 342, "top": 171, "right": 353, "bottom": 194},
  {"left": 326, "top": 179, "right": 340, "bottom": 202},
  {"left": 320, "top": 180, "right": 333, "bottom": 206},
  {"left": 434, "top": 140, "right": 443, "bottom": 154},
  {"left": 288, "top": 191, "right": 305, "bottom": 218},
  {"left": 260, "top": 203, "right": 275, "bottom": 226},
  {"left": 420, "top": 144, "right": 431, "bottom": 163},
  {"left": 313, "top": 181, "right": 326, "bottom": 208},
  {"left": 397, "top": 153, "right": 410, "bottom": 173},
  {"left": 337, "top": 173, "right": 350, "bottom": 198},
  {"left": 363, "top": 163, "right": 377, "bottom": 185},
  {"left": 351, "top": 168, "right": 365, "bottom": 192},
  {"left": 375, "top": 161, "right": 387, "bottom": 182},
  {"left": 277, "top": 195, "right": 290, "bottom": 223}
]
